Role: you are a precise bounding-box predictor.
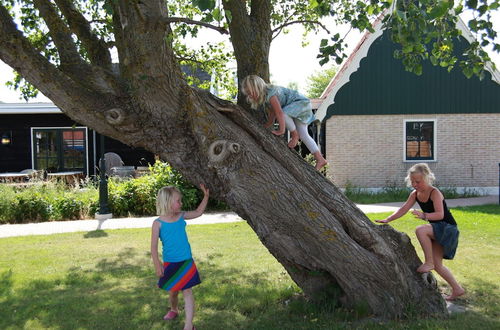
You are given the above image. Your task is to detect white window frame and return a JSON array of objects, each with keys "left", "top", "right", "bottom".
[
  {"left": 403, "top": 119, "right": 437, "bottom": 162},
  {"left": 30, "top": 126, "right": 89, "bottom": 173}
]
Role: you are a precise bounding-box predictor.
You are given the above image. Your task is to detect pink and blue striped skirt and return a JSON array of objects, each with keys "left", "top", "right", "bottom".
[{"left": 157, "top": 258, "right": 201, "bottom": 292}]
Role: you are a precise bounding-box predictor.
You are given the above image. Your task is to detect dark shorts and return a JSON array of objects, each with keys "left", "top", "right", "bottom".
[
  {"left": 431, "top": 221, "right": 459, "bottom": 260},
  {"left": 157, "top": 258, "right": 201, "bottom": 292}
]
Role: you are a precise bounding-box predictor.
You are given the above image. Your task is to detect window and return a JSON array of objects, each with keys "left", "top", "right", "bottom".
[
  {"left": 404, "top": 120, "right": 435, "bottom": 161},
  {"left": 32, "top": 128, "right": 87, "bottom": 173}
]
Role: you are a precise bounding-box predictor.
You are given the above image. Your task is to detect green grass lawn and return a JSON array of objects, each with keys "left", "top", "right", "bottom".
[{"left": 0, "top": 205, "right": 498, "bottom": 329}]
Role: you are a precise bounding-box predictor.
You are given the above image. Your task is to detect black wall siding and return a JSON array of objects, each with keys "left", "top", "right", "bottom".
[{"left": 0, "top": 113, "right": 155, "bottom": 174}]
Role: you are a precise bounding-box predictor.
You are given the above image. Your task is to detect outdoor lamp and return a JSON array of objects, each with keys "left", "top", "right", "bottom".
[{"left": 1, "top": 132, "right": 12, "bottom": 145}]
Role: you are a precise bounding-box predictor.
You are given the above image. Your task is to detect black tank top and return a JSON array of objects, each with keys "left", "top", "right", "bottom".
[{"left": 416, "top": 189, "right": 457, "bottom": 225}]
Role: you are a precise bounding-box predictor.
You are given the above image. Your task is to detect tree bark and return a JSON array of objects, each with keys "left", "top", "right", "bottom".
[{"left": 0, "top": 1, "right": 447, "bottom": 319}]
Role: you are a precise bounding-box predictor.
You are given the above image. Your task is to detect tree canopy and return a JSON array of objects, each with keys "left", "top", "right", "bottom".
[
  {"left": 305, "top": 64, "right": 338, "bottom": 98},
  {"left": 3, "top": 0, "right": 499, "bottom": 100}
]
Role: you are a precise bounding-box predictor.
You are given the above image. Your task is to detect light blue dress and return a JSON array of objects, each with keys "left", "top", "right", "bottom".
[{"left": 265, "top": 86, "right": 315, "bottom": 124}]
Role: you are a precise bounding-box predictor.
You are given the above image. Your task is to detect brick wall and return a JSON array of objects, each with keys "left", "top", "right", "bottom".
[{"left": 325, "top": 114, "right": 500, "bottom": 190}]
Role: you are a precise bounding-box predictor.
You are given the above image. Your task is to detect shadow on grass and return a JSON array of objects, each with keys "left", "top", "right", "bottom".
[
  {"left": 0, "top": 247, "right": 334, "bottom": 329},
  {"left": 83, "top": 230, "right": 108, "bottom": 238},
  {"left": 1, "top": 247, "right": 498, "bottom": 330}
]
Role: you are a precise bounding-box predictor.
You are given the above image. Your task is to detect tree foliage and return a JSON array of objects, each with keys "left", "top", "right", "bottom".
[
  {"left": 3, "top": 0, "right": 499, "bottom": 100},
  {"left": 305, "top": 64, "right": 338, "bottom": 98},
  {"left": 317, "top": 0, "right": 499, "bottom": 78}
]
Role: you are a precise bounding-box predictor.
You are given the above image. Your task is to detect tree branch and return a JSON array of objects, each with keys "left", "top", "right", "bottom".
[
  {"left": 163, "top": 16, "right": 229, "bottom": 34},
  {"left": 32, "top": 0, "right": 120, "bottom": 95},
  {"left": 0, "top": 5, "right": 109, "bottom": 116},
  {"left": 272, "top": 20, "right": 331, "bottom": 39},
  {"left": 53, "top": 0, "right": 112, "bottom": 68},
  {"left": 110, "top": 0, "right": 185, "bottom": 108},
  {"left": 32, "top": 0, "right": 86, "bottom": 71}
]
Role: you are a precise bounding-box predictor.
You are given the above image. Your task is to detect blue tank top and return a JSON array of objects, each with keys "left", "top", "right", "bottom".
[{"left": 156, "top": 213, "right": 192, "bottom": 262}]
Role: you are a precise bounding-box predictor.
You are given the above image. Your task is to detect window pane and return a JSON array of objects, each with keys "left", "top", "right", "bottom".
[
  {"left": 61, "top": 130, "right": 85, "bottom": 171},
  {"left": 34, "top": 129, "right": 86, "bottom": 172},
  {"left": 406, "top": 121, "right": 434, "bottom": 160},
  {"left": 35, "top": 131, "right": 59, "bottom": 171}
]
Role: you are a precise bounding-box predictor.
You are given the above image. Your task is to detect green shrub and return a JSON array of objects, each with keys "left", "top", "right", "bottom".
[
  {"left": 11, "top": 193, "right": 51, "bottom": 223},
  {"left": 0, "top": 161, "right": 225, "bottom": 223},
  {"left": 107, "top": 161, "right": 200, "bottom": 217},
  {"left": 0, "top": 185, "right": 16, "bottom": 223},
  {"left": 53, "top": 197, "right": 85, "bottom": 220}
]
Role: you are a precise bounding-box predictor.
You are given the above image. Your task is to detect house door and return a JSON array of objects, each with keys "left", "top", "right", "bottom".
[{"left": 33, "top": 128, "right": 87, "bottom": 173}]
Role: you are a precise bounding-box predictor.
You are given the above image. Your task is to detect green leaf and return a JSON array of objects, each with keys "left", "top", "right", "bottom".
[
  {"left": 414, "top": 64, "right": 423, "bottom": 75},
  {"left": 396, "top": 10, "right": 406, "bottom": 20},
  {"left": 477, "top": 4, "right": 488, "bottom": 15},
  {"left": 213, "top": 8, "right": 222, "bottom": 21},
  {"left": 428, "top": 2, "right": 449, "bottom": 19},
  {"left": 193, "top": 0, "right": 216, "bottom": 12},
  {"left": 466, "top": 0, "right": 478, "bottom": 10},
  {"left": 225, "top": 9, "right": 232, "bottom": 23},
  {"left": 463, "top": 66, "right": 473, "bottom": 78},
  {"left": 309, "top": 0, "right": 319, "bottom": 9},
  {"left": 430, "top": 55, "right": 438, "bottom": 65},
  {"left": 402, "top": 44, "right": 414, "bottom": 53}
]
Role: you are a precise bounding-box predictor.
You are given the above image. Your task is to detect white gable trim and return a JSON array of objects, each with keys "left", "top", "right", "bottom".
[
  {"left": 316, "top": 17, "right": 385, "bottom": 122},
  {"left": 316, "top": 15, "right": 500, "bottom": 122}
]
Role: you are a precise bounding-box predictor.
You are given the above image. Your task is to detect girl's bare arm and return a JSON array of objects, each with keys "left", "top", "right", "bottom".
[
  {"left": 184, "top": 184, "right": 210, "bottom": 220},
  {"left": 269, "top": 95, "right": 286, "bottom": 135},
  {"left": 150, "top": 221, "right": 163, "bottom": 276},
  {"left": 376, "top": 191, "right": 417, "bottom": 223}
]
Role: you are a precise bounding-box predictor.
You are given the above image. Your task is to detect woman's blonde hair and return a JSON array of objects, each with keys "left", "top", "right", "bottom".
[
  {"left": 156, "top": 186, "right": 181, "bottom": 216},
  {"left": 241, "top": 75, "right": 267, "bottom": 109},
  {"left": 405, "top": 163, "right": 436, "bottom": 187}
]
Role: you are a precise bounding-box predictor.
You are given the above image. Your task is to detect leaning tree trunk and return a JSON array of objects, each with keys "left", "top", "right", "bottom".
[{"left": 0, "top": 1, "right": 447, "bottom": 319}]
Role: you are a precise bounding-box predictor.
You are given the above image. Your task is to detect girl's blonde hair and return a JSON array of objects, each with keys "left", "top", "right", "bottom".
[
  {"left": 405, "top": 163, "right": 436, "bottom": 187},
  {"left": 241, "top": 75, "right": 267, "bottom": 109},
  {"left": 156, "top": 186, "right": 181, "bottom": 216}
]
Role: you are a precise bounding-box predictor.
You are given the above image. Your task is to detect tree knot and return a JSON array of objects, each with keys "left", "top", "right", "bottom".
[
  {"left": 208, "top": 140, "right": 241, "bottom": 167},
  {"left": 421, "top": 272, "right": 437, "bottom": 289},
  {"left": 105, "top": 108, "right": 125, "bottom": 125}
]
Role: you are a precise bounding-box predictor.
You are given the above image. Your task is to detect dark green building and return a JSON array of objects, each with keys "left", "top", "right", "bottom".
[{"left": 316, "top": 17, "right": 500, "bottom": 194}]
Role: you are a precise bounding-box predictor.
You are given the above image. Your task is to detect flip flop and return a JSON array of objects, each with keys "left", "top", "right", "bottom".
[{"left": 163, "top": 310, "right": 178, "bottom": 320}]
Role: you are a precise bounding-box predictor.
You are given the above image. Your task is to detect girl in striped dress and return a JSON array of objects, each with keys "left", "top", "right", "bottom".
[{"left": 151, "top": 184, "right": 209, "bottom": 330}]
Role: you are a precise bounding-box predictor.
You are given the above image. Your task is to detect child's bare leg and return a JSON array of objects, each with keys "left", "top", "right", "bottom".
[
  {"left": 432, "top": 242, "right": 465, "bottom": 300},
  {"left": 415, "top": 224, "right": 435, "bottom": 272},
  {"left": 288, "top": 130, "right": 299, "bottom": 148},
  {"left": 313, "top": 151, "right": 328, "bottom": 171},
  {"left": 182, "top": 288, "right": 195, "bottom": 330},
  {"left": 169, "top": 290, "right": 179, "bottom": 313}
]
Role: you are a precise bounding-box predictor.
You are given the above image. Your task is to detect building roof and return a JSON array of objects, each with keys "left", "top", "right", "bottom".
[
  {"left": 0, "top": 102, "right": 61, "bottom": 114},
  {"left": 316, "top": 14, "right": 500, "bottom": 121}
]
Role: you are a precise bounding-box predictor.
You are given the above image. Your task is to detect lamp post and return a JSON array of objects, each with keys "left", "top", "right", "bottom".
[{"left": 96, "top": 133, "right": 112, "bottom": 220}]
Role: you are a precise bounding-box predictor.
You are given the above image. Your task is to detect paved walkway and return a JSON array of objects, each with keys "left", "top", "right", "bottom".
[{"left": 0, "top": 195, "right": 497, "bottom": 238}]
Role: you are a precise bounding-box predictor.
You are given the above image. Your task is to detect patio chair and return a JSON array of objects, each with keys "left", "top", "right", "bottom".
[{"left": 100, "top": 152, "right": 124, "bottom": 175}]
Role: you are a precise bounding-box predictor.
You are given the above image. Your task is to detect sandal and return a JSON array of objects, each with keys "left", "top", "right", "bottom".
[{"left": 163, "top": 310, "right": 178, "bottom": 320}]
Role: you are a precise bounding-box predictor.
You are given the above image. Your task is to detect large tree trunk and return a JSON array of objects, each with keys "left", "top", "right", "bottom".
[{"left": 0, "top": 0, "right": 447, "bottom": 319}]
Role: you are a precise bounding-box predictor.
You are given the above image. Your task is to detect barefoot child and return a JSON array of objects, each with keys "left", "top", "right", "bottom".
[
  {"left": 151, "top": 184, "right": 209, "bottom": 330},
  {"left": 241, "top": 75, "right": 327, "bottom": 170},
  {"left": 375, "top": 163, "right": 465, "bottom": 301}
]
